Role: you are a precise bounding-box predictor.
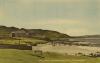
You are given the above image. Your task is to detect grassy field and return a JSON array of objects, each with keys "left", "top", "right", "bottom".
[
  {"left": 0, "top": 38, "right": 100, "bottom": 63},
  {"left": 0, "top": 49, "right": 99, "bottom": 63},
  {"left": 0, "top": 38, "right": 47, "bottom": 45},
  {"left": 0, "top": 49, "right": 39, "bottom": 63}
]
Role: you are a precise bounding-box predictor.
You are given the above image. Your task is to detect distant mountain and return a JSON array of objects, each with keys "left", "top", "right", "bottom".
[
  {"left": 0, "top": 25, "right": 19, "bottom": 34},
  {"left": 0, "top": 25, "right": 70, "bottom": 40},
  {"left": 82, "top": 35, "right": 100, "bottom": 38},
  {"left": 73, "top": 35, "right": 100, "bottom": 38},
  {"left": 27, "top": 29, "right": 70, "bottom": 40}
]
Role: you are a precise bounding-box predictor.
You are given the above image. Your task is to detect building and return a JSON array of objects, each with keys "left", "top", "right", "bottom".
[{"left": 10, "top": 30, "right": 28, "bottom": 37}]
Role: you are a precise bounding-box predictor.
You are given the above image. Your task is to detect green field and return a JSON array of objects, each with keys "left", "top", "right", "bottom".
[
  {"left": 0, "top": 38, "right": 47, "bottom": 45},
  {"left": 0, "top": 38, "right": 100, "bottom": 63},
  {"left": 0, "top": 49, "right": 39, "bottom": 63},
  {"left": 0, "top": 49, "right": 99, "bottom": 63}
]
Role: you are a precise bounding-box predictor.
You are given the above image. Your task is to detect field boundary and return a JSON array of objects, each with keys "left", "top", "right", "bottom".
[{"left": 0, "top": 44, "right": 32, "bottom": 50}]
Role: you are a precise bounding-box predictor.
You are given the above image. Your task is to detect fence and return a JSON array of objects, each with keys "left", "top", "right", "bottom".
[{"left": 0, "top": 44, "right": 32, "bottom": 50}]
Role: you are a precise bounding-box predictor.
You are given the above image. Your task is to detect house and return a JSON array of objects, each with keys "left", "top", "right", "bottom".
[{"left": 10, "top": 30, "right": 28, "bottom": 37}]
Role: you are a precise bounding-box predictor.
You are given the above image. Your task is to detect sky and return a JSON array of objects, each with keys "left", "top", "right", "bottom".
[{"left": 0, "top": 0, "right": 100, "bottom": 36}]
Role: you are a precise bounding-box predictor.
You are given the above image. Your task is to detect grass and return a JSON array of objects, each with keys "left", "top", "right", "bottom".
[
  {"left": 0, "top": 38, "right": 47, "bottom": 45},
  {"left": 40, "top": 52, "right": 100, "bottom": 63},
  {"left": 0, "top": 38, "right": 100, "bottom": 63},
  {"left": 0, "top": 49, "right": 99, "bottom": 63},
  {"left": 0, "top": 49, "right": 39, "bottom": 63}
]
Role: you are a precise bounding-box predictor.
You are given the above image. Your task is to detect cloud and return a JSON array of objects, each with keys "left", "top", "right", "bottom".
[
  {"left": 32, "top": 0, "right": 84, "bottom": 3},
  {"left": 0, "top": 9, "right": 4, "bottom": 15},
  {"left": 30, "top": 19, "right": 83, "bottom": 25},
  {"left": 21, "top": 19, "right": 88, "bottom": 35},
  {"left": 0, "top": 0, "right": 99, "bottom": 36},
  {"left": 14, "top": 0, "right": 85, "bottom": 5},
  {"left": 64, "top": 28, "right": 89, "bottom": 36},
  {"left": 0, "top": 8, "right": 7, "bottom": 20},
  {"left": 17, "top": 0, "right": 34, "bottom": 5},
  {"left": 24, "top": 19, "right": 98, "bottom": 36}
]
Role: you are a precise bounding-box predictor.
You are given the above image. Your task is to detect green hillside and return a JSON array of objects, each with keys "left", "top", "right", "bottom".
[{"left": 0, "top": 25, "right": 70, "bottom": 41}]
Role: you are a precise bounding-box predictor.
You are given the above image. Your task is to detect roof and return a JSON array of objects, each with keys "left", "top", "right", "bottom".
[{"left": 11, "top": 30, "right": 26, "bottom": 33}]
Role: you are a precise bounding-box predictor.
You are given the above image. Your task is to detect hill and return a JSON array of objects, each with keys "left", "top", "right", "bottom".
[
  {"left": 72, "top": 35, "right": 100, "bottom": 38},
  {"left": 80, "top": 35, "right": 100, "bottom": 38},
  {"left": 0, "top": 25, "right": 70, "bottom": 41}
]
